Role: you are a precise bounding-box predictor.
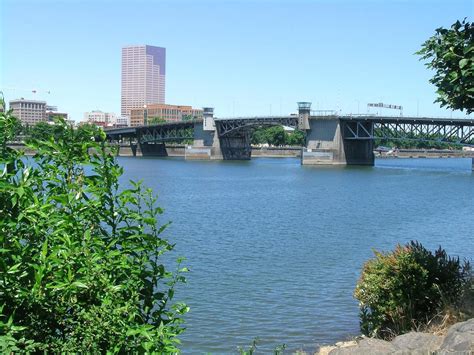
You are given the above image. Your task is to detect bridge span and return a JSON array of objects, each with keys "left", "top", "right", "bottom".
[{"left": 105, "top": 103, "right": 474, "bottom": 166}]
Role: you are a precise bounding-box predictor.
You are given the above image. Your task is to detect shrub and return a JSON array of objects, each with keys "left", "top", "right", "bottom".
[
  {"left": 354, "top": 241, "right": 471, "bottom": 339},
  {"left": 0, "top": 94, "right": 188, "bottom": 353}
]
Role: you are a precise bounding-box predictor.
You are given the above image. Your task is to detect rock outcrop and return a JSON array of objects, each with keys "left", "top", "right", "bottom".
[{"left": 317, "top": 318, "right": 474, "bottom": 355}]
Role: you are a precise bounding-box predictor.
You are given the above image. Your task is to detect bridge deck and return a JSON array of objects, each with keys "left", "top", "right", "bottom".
[
  {"left": 339, "top": 115, "right": 474, "bottom": 125},
  {"left": 105, "top": 119, "right": 202, "bottom": 136}
]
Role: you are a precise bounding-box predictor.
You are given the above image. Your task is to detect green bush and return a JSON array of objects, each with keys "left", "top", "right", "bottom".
[
  {"left": 0, "top": 94, "right": 188, "bottom": 353},
  {"left": 354, "top": 241, "right": 471, "bottom": 339}
]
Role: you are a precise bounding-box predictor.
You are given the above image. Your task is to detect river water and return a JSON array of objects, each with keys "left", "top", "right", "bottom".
[{"left": 119, "top": 157, "right": 474, "bottom": 354}]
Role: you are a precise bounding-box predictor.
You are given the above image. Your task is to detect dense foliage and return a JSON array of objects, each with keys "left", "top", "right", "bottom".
[
  {"left": 354, "top": 241, "right": 471, "bottom": 339},
  {"left": 148, "top": 116, "right": 167, "bottom": 125},
  {"left": 374, "top": 129, "right": 466, "bottom": 150},
  {"left": 417, "top": 19, "right": 474, "bottom": 113},
  {"left": 0, "top": 96, "right": 188, "bottom": 352},
  {"left": 251, "top": 126, "right": 305, "bottom": 146}
]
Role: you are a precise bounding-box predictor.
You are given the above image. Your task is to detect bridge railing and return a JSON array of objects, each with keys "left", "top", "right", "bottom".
[{"left": 342, "top": 113, "right": 472, "bottom": 120}]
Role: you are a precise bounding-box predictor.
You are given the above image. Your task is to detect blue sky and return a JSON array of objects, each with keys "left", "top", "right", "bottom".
[{"left": 1, "top": 0, "right": 472, "bottom": 121}]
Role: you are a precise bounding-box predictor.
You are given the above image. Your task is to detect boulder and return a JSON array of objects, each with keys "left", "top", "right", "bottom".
[
  {"left": 437, "top": 318, "right": 474, "bottom": 354},
  {"left": 391, "top": 332, "right": 443, "bottom": 353},
  {"left": 328, "top": 338, "right": 396, "bottom": 354},
  {"left": 317, "top": 319, "right": 474, "bottom": 355}
]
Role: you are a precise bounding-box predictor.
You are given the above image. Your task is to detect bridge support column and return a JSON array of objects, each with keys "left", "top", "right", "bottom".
[
  {"left": 139, "top": 142, "right": 168, "bottom": 157},
  {"left": 302, "top": 117, "right": 347, "bottom": 165},
  {"left": 130, "top": 143, "right": 140, "bottom": 157},
  {"left": 185, "top": 109, "right": 224, "bottom": 160},
  {"left": 302, "top": 117, "right": 374, "bottom": 166}
]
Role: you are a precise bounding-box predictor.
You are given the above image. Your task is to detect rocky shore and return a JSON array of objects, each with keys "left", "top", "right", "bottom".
[{"left": 317, "top": 318, "right": 473, "bottom": 355}]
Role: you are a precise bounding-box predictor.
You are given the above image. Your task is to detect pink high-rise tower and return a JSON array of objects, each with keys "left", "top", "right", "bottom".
[{"left": 121, "top": 45, "right": 166, "bottom": 117}]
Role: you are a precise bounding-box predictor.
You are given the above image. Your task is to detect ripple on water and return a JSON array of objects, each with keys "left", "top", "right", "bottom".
[{"left": 119, "top": 157, "right": 474, "bottom": 354}]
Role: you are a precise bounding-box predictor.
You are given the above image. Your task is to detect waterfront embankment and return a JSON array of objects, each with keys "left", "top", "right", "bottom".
[
  {"left": 114, "top": 146, "right": 474, "bottom": 159},
  {"left": 10, "top": 143, "right": 474, "bottom": 160},
  {"left": 377, "top": 148, "right": 474, "bottom": 159},
  {"left": 92, "top": 144, "right": 302, "bottom": 158}
]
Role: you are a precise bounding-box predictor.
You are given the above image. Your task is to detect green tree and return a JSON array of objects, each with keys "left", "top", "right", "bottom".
[
  {"left": 266, "top": 126, "right": 288, "bottom": 146},
  {"left": 251, "top": 127, "right": 268, "bottom": 145},
  {"left": 148, "top": 116, "right": 166, "bottom": 124},
  {"left": 76, "top": 122, "right": 101, "bottom": 141},
  {"left": 287, "top": 129, "right": 305, "bottom": 146},
  {"left": 0, "top": 96, "right": 188, "bottom": 352},
  {"left": 417, "top": 19, "right": 474, "bottom": 113},
  {"left": 29, "top": 121, "right": 56, "bottom": 141}
]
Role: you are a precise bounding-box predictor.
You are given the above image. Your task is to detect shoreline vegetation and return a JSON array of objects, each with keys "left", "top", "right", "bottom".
[{"left": 1, "top": 103, "right": 188, "bottom": 352}]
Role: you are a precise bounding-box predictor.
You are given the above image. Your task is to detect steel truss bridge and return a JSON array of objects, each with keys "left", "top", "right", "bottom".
[
  {"left": 340, "top": 116, "right": 474, "bottom": 146},
  {"left": 105, "top": 120, "right": 198, "bottom": 143},
  {"left": 105, "top": 115, "right": 474, "bottom": 147},
  {"left": 214, "top": 116, "right": 299, "bottom": 136}
]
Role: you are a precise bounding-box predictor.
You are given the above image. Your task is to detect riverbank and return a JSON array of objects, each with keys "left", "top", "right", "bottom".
[
  {"left": 10, "top": 143, "right": 474, "bottom": 160},
  {"left": 317, "top": 318, "right": 473, "bottom": 354},
  {"left": 378, "top": 148, "right": 474, "bottom": 159},
  {"left": 116, "top": 145, "right": 302, "bottom": 158},
  {"left": 107, "top": 146, "right": 474, "bottom": 159}
]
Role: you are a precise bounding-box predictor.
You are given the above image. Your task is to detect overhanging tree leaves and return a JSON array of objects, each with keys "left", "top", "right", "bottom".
[
  {"left": 0, "top": 94, "right": 188, "bottom": 353},
  {"left": 417, "top": 19, "right": 474, "bottom": 113}
]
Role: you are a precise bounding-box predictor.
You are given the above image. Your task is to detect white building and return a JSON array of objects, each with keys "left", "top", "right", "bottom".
[
  {"left": 83, "top": 110, "right": 116, "bottom": 127},
  {"left": 115, "top": 116, "right": 130, "bottom": 127},
  {"left": 121, "top": 45, "right": 166, "bottom": 118}
]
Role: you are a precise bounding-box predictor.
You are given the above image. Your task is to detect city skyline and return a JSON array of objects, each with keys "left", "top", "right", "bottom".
[{"left": 1, "top": 0, "right": 472, "bottom": 122}]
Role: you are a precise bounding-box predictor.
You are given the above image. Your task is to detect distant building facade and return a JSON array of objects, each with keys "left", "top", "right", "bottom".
[
  {"left": 130, "top": 104, "right": 203, "bottom": 127},
  {"left": 46, "top": 105, "right": 68, "bottom": 122},
  {"left": 121, "top": 45, "right": 166, "bottom": 118},
  {"left": 115, "top": 116, "right": 129, "bottom": 127},
  {"left": 84, "top": 110, "right": 116, "bottom": 127},
  {"left": 9, "top": 98, "right": 47, "bottom": 125}
]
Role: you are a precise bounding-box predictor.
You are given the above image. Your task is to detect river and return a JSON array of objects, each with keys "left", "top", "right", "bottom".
[{"left": 119, "top": 157, "right": 474, "bottom": 354}]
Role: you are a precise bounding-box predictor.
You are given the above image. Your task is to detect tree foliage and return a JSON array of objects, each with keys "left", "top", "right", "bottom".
[
  {"left": 148, "top": 116, "right": 167, "bottom": 125},
  {"left": 251, "top": 126, "right": 305, "bottom": 146},
  {"left": 0, "top": 95, "right": 188, "bottom": 353},
  {"left": 417, "top": 19, "right": 474, "bottom": 113},
  {"left": 354, "top": 241, "right": 471, "bottom": 339}
]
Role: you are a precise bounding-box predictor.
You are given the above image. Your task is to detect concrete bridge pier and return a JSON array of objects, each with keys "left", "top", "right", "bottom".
[
  {"left": 185, "top": 108, "right": 224, "bottom": 160},
  {"left": 302, "top": 117, "right": 347, "bottom": 165},
  {"left": 301, "top": 116, "right": 374, "bottom": 166}
]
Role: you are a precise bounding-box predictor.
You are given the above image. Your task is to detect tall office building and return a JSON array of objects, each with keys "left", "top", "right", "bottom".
[{"left": 121, "top": 45, "right": 166, "bottom": 117}]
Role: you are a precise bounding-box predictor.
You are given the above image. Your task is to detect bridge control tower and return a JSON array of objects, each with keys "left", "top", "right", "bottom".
[
  {"left": 297, "top": 102, "right": 311, "bottom": 130},
  {"left": 203, "top": 107, "right": 215, "bottom": 131}
]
